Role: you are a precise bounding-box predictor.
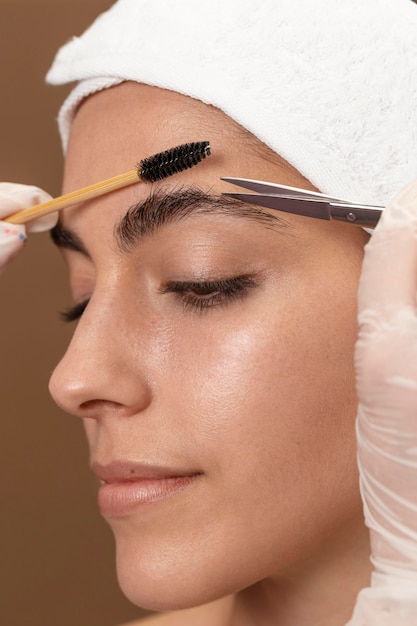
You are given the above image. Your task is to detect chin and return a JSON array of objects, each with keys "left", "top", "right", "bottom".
[
  {"left": 113, "top": 530, "right": 258, "bottom": 612},
  {"left": 115, "top": 546, "right": 223, "bottom": 611}
]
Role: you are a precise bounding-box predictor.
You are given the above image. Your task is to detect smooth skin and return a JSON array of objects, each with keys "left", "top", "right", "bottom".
[{"left": 49, "top": 82, "right": 372, "bottom": 626}]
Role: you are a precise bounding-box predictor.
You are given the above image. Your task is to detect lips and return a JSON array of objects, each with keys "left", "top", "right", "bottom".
[{"left": 92, "top": 460, "right": 201, "bottom": 517}]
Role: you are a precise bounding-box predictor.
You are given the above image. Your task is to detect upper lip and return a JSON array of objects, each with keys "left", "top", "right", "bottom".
[{"left": 91, "top": 460, "right": 200, "bottom": 484}]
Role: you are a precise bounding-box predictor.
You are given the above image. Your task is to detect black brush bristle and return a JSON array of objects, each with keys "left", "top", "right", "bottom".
[{"left": 139, "top": 141, "right": 211, "bottom": 183}]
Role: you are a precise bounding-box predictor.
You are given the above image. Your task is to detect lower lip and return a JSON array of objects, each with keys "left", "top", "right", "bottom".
[{"left": 98, "top": 476, "right": 199, "bottom": 517}]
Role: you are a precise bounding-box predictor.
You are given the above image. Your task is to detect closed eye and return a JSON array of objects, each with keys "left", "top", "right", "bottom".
[
  {"left": 160, "top": 275, "right": 258, "bottom": 313},
  {"left": 60, "top": 298, "right": 90, "bottom": 323},
  {"left": 60, "top": 275, "right": 258, "bottom": 322}
]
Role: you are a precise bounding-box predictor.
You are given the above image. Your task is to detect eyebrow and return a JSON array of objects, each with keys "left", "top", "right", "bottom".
[{"left": 50, "top": 187, "right": 290, "bottom": 255}]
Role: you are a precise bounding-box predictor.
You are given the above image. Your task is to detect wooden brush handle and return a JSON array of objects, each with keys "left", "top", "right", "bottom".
[{"left": 4, "top": 169, "right": 140, "bottom": 225}]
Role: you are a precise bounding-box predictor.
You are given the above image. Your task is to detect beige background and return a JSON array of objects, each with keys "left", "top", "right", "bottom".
[{"left": 0, "top": 1, "right": 148, "bottom": 624}]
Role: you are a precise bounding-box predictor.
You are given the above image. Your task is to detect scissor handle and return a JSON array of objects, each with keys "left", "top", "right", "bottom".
[{"left": 330, "top": 203, "right": 382, "bottom": 228}]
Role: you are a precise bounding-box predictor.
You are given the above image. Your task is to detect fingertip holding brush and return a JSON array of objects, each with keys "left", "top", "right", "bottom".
[{"left": 5, "top": 141, "right": 211, "bottom": 225}]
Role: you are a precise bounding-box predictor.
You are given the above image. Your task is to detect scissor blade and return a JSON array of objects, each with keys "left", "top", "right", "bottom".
[
  {"left": 223, "top": 192, "right": 332, "bottom": 221},
  {"left": 221, "top": 177, "right": 346, "bottom": 203}
]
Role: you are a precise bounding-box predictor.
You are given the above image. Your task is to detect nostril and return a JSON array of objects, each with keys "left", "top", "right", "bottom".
[
  {"left": 77, "top": 399, "right": 145, "bottom": 420},
  {"left": 79, "top": 399, "right": 137, "bottom": 418}
]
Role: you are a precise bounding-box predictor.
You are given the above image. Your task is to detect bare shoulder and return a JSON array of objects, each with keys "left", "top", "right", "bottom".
[{"left": 120, "top": 597, "right": 233, "bottom": 626}]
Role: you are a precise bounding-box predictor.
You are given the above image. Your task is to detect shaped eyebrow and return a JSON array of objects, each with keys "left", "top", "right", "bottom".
[
  {"left": 50, "top": 187, "right": 290, "bottom": 256},
  {"left": 116, "top": 188, "right": 290, "bottom": 252}
]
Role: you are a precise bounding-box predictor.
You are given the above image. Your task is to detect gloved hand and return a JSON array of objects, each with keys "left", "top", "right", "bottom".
[
  {"left": 347, "top": 178, "right": 417, "bottom": 625},
  {"left": 0, "top": 182, "right": 57, "bottom": 275}
]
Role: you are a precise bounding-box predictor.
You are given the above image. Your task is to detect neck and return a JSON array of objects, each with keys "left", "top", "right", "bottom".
[{"left": 229, "top": 515, "right": 372, "bottom": 626}]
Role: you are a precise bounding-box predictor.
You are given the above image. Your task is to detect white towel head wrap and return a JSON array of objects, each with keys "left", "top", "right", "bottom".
[{"left": 46, "top": 0, "right": 417, "bottom": 206}]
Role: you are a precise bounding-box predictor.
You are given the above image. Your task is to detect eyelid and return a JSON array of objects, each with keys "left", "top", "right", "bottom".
[
  {"left": 161, "top": 275, "right": 258, "bottom": 313},
  {"left": 59, "top": 275, "right": 259, "bottom": 322},
  {"left": 161, "top": 276, "right": 256, "bottom": 292},
  {"left": 60, "top": 298, "right": 90, "bottom": 323}
]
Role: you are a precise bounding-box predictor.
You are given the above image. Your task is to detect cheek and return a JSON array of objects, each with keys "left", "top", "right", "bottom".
[
  {"left": 114, "top": 279, "right": 361, "bottom": 609},
  {"left": 171, "top": 283, "right": 356, "bottom": 441},
  {"left": 161, "top": 274, "right": 359, "bottom": 514}
]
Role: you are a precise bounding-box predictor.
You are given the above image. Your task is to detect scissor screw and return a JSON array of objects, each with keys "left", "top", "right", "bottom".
[{"left": 346, "top": 212, "right": 356, "bottom": 222}]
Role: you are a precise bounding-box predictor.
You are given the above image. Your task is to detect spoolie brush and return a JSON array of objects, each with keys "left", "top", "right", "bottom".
[{"left": 5, "top": 141, "right": 211, "bottom": 225}]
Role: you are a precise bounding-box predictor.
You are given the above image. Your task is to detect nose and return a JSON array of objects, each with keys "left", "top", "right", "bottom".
[{"left": 49, "top": 297, "right": 153, "bottom": 420}]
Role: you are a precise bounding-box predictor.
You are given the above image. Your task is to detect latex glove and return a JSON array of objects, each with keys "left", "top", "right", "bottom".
[
  {"left": 0, "top": 182, "right": 57, "bottom": 274},
  {"left": 347, "top": 178, "right": 417, "bottom": 625}
]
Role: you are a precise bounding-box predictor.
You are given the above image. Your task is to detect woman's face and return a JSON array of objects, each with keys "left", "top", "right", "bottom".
[{"left": 49, "top": 83, "right": 367, "bottom": 610}]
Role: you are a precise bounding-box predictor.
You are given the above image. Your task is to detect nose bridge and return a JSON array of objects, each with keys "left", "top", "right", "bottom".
[{"left": 49, "top": 290, "right": 152, "bottom": 418}]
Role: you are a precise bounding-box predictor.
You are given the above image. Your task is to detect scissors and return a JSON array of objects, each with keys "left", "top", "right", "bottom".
[{"left": 221, "top": 177, "right": 383, "bottom": 228}]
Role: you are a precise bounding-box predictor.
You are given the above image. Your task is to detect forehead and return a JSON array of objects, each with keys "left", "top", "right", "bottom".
[
  {"left": 65, "top": 84, "right": 228, "bottom": 190},
  {"left": 60, "top": 82, "right": 367, "bottom": 257},
  {"left": 63, "top": 82, "right": 311, "bottom": 195}
]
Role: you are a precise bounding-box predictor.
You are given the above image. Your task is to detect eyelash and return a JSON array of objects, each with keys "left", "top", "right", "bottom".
[
  {"left": 60, "top": 276, "right": 256, "bottom": 322},
  {"left": 161, "top": 276, "right": 257, "bottom": 313},
  {"left": 60, "top": 299, "right": 90, "bottom": 323}
]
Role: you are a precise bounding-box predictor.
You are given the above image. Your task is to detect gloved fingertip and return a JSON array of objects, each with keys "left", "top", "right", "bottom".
[
  {"left": 31, "top": 186, "right": 53, "bottom": 205},
  {"left": 26, "top": 210, "right": 59, "bottom": 233},
  {"left": 0, "top": 221, "right": 27, "bottom": 273},
  {"left": 0, "top": 221, "right": 27, "bottom": 242},
  {"left": 381, "top": 177, "right": 417, "bottom": 229}
]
